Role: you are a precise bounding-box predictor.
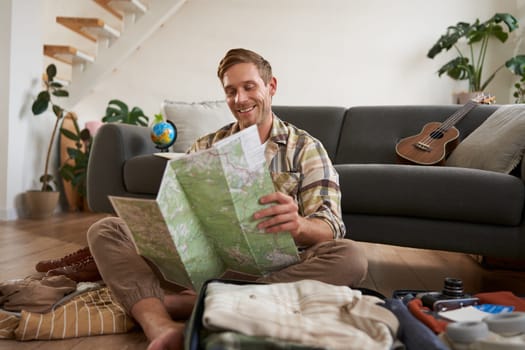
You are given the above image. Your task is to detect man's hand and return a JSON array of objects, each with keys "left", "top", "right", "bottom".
[
  {"left": 253, "top": 192, "right": 333, "bottom": 247},
  {"left": 254, "top": 192, "right": 302, "bottom": 236}
]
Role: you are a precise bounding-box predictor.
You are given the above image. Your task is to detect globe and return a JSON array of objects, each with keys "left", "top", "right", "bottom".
[{"left": 150, "top": 120, "right": 177, "bottom": 151}]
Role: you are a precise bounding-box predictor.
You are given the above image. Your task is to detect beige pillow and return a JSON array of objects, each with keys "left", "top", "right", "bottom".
[
  {"left": 447, "top": 104, "right": 525, "bottom": 173},
  {"left": 162, "top": 100, "right": 236, "bottom": 153}
]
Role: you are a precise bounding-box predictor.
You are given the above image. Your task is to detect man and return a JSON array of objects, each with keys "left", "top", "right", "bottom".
[{"left": 87, "top": 48, "right": 367, "bottom": 350}]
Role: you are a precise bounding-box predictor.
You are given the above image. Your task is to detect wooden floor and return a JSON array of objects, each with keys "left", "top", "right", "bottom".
[{"left": 1, "top": 212, "right": 524, "bottom": 349}]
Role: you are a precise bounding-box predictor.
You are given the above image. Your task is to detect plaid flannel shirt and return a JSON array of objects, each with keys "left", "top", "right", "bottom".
[{"left": 188, "top": 115, "right": 346, "bottom": 240}]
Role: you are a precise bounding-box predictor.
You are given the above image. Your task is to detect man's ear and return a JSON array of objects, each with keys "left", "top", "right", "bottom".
[{"left": 269, "top": 76, "right": 277, "bottom": 97}]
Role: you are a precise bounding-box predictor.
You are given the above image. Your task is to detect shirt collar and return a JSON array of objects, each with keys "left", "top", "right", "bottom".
[{"left": 269, "top": 114, "right": 289, "bottom": 146}]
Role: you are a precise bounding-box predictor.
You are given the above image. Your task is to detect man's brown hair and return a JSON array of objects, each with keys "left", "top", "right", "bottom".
[{"left": 217, "top": 48, "right": 273, "bottom": 85}]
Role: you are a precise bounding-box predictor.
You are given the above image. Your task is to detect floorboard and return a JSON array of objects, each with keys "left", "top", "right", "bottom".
[{"left": 1, "top": 212, "right": 524, "bottom": 349}]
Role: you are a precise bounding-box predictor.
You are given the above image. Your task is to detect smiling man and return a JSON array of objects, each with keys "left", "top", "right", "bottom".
[{"left": 86, "top": 48, "right": 368, "bottom": 350}]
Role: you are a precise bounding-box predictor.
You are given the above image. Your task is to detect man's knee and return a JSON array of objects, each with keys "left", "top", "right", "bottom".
[
  {"left": 87, "top": 216, "right": 127, "bottom": 249},
  {"left": 332, "top": 239, "right": 368, "bottom": 287}
]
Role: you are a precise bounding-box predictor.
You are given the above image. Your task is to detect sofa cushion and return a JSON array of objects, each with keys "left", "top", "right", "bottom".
[
  {"left": 273, "top": 106, "right": 346, "bottom": 162},
  {"left": 335, "top": 164, "right": 524, "bottom": 226},
  {"left": 447, "top": 104, "right": 525, "bottom": 174},
  {"left": 162, "top": 100, "right": 236, "bottom": 153}
]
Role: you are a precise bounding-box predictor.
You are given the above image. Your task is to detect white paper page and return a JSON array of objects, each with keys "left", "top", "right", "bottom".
[{"left": 438, "top": 306, "right": 490, "bottom": 322}]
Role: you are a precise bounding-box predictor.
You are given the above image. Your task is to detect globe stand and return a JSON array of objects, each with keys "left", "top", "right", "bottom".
[
  {"left": 152, "top": 120, "right": 177, "bottom": 152},
  {"left": 155, "top": 145, "right": 171, "bottom": 153}
]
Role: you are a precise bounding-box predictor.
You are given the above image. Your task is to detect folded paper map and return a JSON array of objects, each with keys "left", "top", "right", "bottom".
[{"left": 109, "top": 125, "right": 299, "bottom": 290}]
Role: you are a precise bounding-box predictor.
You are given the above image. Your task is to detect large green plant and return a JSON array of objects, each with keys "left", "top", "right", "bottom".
[
  {"left": 31, "top": 64, "right": 69, "bottom": 191},
  {"left": 428, "top": 13, "right": 525, "bottom": 92},
  {"left": 102, "top": 99, "right": 149, "bottom": 126},
  {"left": 59, "top": 99, "right": 150, "bottom": 203}
]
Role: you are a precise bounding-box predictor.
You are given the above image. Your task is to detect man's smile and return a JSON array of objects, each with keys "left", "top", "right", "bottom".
[{"left": 237, "top": 105, "right": 256, "bottom": 113}]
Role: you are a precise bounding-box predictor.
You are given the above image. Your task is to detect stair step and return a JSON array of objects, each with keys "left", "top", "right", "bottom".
[
  {"left": 56, "top": 17, "right": 121, "bottom": 43},
  {"left": 44, "top": 45, "right": 96, "bottom": 65},
  {"left": 93, "top": 0, "right": 148, "bottom": 20}
]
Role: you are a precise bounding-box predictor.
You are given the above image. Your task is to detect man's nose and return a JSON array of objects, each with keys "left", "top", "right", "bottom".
[{"left": 235, "top": 90, "right": 248, "bottom": 103}]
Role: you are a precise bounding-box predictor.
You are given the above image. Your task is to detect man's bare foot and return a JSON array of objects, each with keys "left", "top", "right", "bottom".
[
  {"left": 146, "top": 322, "right": 185, "bottom": 350},
  {"left": 131, "top": 297, "right": 187, "bottom": 350}
]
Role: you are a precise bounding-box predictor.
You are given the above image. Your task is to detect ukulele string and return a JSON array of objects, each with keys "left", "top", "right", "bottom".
[{"left": 418, "top": 101, "right": 477, "bottom": 147}]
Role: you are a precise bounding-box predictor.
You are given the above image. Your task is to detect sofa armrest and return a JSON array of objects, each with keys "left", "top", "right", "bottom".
[{"left": 87, "top": 123, "right": 158, "bottom": 213}]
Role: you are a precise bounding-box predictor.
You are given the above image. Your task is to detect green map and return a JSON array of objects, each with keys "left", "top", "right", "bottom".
[{"left": 110, "top": 125, "right": 299, "bottom": 291}]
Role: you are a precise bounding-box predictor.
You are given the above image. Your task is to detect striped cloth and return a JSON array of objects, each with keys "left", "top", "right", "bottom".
[
  {"left": 0, "top": 287, "right": 135, "bottom": 341},
  {"left": 0, "top": 310, "right": 19, "bottom": 339},
  {"left": 189, "top": 115, "right": 346, "bottom": 240}
]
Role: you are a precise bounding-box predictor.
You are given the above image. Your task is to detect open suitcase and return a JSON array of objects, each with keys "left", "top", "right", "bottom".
[{"left": 183, "top": 278, "right": 386, "bottom": 350}]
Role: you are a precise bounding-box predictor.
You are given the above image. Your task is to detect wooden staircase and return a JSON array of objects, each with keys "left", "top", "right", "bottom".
[
  {"left": 44, "top": 44, "right": 96, "bottom": 66},
  {"left": 44, "top": 0, "right": 187, "bottom": 109},
  {"left": 94, "top": 0, "right": 147, "bottom": 21},
  {"left": 56, "top": 17, "right": 121, "bottom": 44}
]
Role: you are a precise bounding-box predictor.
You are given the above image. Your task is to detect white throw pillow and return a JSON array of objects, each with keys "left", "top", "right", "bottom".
[
  {"left": 162, "top": 100, "right": 235, "bottom": 152},
  {"left": 446, "top": 104, "right": 525, "bottom": 174}
]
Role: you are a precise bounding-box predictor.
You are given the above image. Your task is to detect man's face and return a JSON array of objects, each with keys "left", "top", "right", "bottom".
[{"left": 222, "top": 62, "right": 276, "bottom": 129}]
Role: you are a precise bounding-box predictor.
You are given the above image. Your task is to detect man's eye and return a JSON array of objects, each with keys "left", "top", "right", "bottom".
[
  {"left": 245, "top": 84, "right": 255, "bottom": 91},
  {"left": 225, "top": 90, "right": 235, "bottom": 97}
]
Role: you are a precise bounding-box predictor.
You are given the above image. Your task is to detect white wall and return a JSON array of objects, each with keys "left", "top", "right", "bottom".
[
  {"left": 1, "top": 0, "right": 46, "bottom": 220},
  {"left": 72, "top": 0, "right": 520, "bottom": 125},
  {"left": 0, "top": 1, "right": 11, "bottom": 220},
  {"left": 1, "top": 0, "right": 522, "bottom": 220}
]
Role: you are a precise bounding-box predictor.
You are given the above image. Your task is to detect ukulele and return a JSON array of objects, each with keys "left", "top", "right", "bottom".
[{"left": 395, "top": 94, "right": 495, "bottom": 166}]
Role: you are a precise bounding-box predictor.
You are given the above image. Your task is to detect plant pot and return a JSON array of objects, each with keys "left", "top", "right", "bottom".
[
  {"left": 25, "top": 190, "right": 60, "bottom": 219},
  {"left": 452, "top": 91, "right": 494, "bottom": 104}
]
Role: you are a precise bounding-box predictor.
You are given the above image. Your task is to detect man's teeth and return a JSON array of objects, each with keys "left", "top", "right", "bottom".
[{"left": 238, "top": 106, "right": 255, "bottom": 113}]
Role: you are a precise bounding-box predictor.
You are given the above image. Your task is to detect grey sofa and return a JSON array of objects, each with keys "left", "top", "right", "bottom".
[{"left": 87, "top": 105, "right": 525, "bottom": 259}]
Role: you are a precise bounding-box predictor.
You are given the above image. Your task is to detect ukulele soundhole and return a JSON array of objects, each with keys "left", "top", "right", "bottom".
[{"left": 430, "top": 130, "right": 444, "bottom": 139}]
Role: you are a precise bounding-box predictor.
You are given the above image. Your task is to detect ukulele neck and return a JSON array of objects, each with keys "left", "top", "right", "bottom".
[{"left": 440, "top": 101, "right": 478, "bottom": 131}]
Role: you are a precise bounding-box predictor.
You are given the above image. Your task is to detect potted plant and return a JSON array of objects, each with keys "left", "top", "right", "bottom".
[
  {"left": 26, "top": 64, "right": 69, "bottom": 219},
  {"left": 427, "top": 13, "right": 525, "bottom": 103},
  {"left": 56, "top": 99, "right": 149, "bottom": 211}
]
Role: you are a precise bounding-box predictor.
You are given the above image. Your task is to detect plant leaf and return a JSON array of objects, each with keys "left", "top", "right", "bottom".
[
  {"left": 46, "top": 64, "right": 57, "bottom": 80},
  {"left": 59, "top": 164, "right": 75, "bottom": 181},
  {"left": 505, "top": 55, "right": 525, "bottom": 76},
  {"left": 490, "top": 25, "right": 508, "bottom": 43},
  {"left": 60, "top": 127, "right": 80, "bottom": 141},
  {"left": 31, "top": 98, "right": 49, "bottom": 115},
  {"left": 108, "top": 99, "right": 129, "bottom": 115},
  {"left": 79, "top": 128, "right": 92, "bottom": 141},
  {"left": 52, "top": 105, "right": 64, "bottom": 118},
  {"left": 427, "top": 22, "right": 470, "bottom": 58},
  {"left": 437, "top": 57, "right": 471, "bottom": 80},
  {"left": 40, "top": 174, "right": 54, "bottom": 183},
  {"left": 67, "top": 147, "right": 84, "bottom": 159},
  {"left": 490, "top": 13, "right": 519, "bottom": 32},
  {"left": 37, "top": 91, "right": 51, "bottom": 101},
  {"left": 52, "top": 89, "right": 69, "bottom": 97}
]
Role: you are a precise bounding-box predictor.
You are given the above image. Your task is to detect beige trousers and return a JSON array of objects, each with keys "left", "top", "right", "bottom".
[{"left": 87, "top": 217, "right": 368, "bottom": 313}]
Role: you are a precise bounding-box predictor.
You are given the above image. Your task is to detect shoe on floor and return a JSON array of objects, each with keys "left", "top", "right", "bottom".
[
  {"left": 36, "top": 246, "right": 91, "bottom": 273},
  {"left": 46, "top": 257, "right": 102, "bottom": 282}
]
